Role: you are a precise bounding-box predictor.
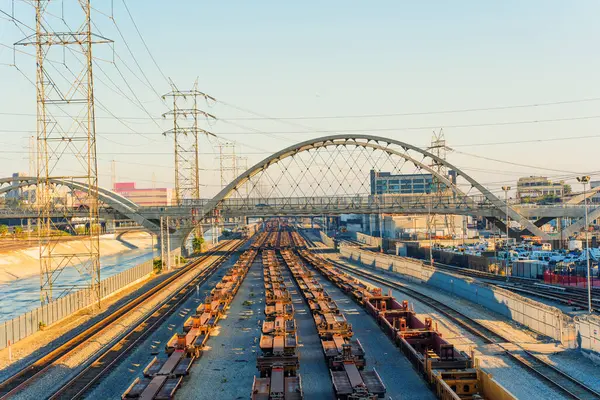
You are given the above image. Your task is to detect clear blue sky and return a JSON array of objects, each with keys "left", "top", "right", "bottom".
[{"left": 1, "top": 0, "right": 599, "bottom": 197}]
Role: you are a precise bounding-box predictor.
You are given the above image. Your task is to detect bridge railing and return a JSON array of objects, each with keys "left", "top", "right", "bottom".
[{"left": 179, "top": 194, "right": 491, "bottom": 210}]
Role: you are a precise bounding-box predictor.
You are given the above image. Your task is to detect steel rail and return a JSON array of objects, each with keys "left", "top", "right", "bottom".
[
  {"left": 350, "top": 245, "right": 600, "bottom": 313},
  {"left": 48, "top": 240, "right": 245, "bottom": 400},
  {"left": 325, "top": 257, "right": 600, "bottom": 400},
  {"left": 0, "top": 240, "right": 239, "bottom": 399}
]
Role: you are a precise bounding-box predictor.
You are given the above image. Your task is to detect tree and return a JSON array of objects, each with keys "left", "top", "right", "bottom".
[
  {"left": 14, "top": 226, "right": 23, "bottom": 237},
  {"left": 0, "top": 225, "right": 8, "bottom": 236},
  {"left": 153, "top": 258, "right": 163, "bottom": 274},
  {"left": 192, "top": 235, "right": 205, "bottom": 253}
]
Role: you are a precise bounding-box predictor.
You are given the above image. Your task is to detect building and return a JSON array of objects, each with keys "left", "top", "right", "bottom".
[
  {"left": 370, "top": 169, "right": 457, "bottom": 195},
  {"left": 516, "top": 176, "right": 568, "bottom": 202},
  {"left": 113, "top": 182, "right": 174, "bottom": 207},
  {"left": 378, "top": 214, "right": 473, "bottom": 239},
  {"left": 370, "top": 170, "right": 434, "bottom": 195}
]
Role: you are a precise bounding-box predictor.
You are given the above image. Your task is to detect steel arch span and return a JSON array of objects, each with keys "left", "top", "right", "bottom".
[
  {"left": 0, "top": 177, "right": 161, "bottom": 233},
  {"left": 200, "top": 134, "right": 547, "bottom": 239}
]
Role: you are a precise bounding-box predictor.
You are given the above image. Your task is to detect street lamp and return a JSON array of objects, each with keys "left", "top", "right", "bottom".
[
  {"left": 502, "top": 186, "right": 511, "bottom": 281},
  {"left": 428, "top": 183, "right": 433, "bottom": 266},
  {"left": 576, "top": 175, "right": 592, "bottom": 313}
]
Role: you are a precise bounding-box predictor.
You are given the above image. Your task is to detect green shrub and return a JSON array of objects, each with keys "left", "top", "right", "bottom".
[{"left": 153, "top": 258, "right": 163, "bottom": 274}]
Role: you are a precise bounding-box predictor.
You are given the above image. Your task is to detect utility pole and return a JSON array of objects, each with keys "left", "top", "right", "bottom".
[
  {"left": 428, "top": 193, "right": 433, "bottom": 266},
  {"left": 162, "top": 80, "right": 216, "bottom": 205},
  {"left": 577, "top": 175, "right": 592, "bottom": 313},
  {"left": 502, "top": 186, "right": 511, "bottom": 281},
  {"left": 16, "top": 1, "right": 111, "bottom": 307}
]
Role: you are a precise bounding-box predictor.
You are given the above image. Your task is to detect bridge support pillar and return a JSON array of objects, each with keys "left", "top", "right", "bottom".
[{"left": 105, "top": 219, "right": 115, "bottom": 234}]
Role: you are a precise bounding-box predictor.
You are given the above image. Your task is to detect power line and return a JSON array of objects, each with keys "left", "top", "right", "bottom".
[
  {"left": 452, "top": 149, "right": 582, "bottom": 174},
  {"left": 109, "top": 11, "right": 164, "bottom": 101},
  {"left": 2, "top": 113, "right": 600, "bottom": 136},
  {"left": 3, "top": 95, "right": 600, "bottom": 123},
  {"left": 452, "top": 134, "right": 600, "bottom": 148},
  {"left": 120, "top": 0, "right": 169, "bottom": 85},
  {"left": 217, "top": 97, "right": 600, "bottom": 120}
]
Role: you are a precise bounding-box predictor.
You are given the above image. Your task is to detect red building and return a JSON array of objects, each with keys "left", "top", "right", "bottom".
[{"left": 113, "top": 182, "right": 174, "bottom": 207}]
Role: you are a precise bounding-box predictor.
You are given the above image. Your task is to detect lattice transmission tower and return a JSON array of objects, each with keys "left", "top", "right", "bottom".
[
  {"left": 162, "top": 80, "right": 216, "bottom": 205},
  {"left": 428, "top": 129, "right": 456, "bottom": 237},
  {"left": 15, "top": 1, "right": 111, "bottom": 306},
  {"left": 218, "top": 142, "right": 237, "bottom": 190}
]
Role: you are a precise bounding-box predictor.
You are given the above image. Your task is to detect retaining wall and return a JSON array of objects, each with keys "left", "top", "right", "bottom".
[
  {"left": 356, "top": 232, "right": 382, "bottom": 248},
  {"left": 574, "top": 315, "right": 600, "bottom": 359},
  {"left": 339, "top": 246, "right": 574, "bottom": 346},
  {"left": 319, "top": 231, "right": 335, "bottom": 247},
  {"left": 0, "top": 257, "right": 156, "bottom": 350}
]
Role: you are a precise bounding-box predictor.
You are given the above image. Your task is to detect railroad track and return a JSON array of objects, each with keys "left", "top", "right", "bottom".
[
  {"left": 354, "top": 245, "right": 600, "bottom": 313},
  {"left": 299, "top": 230, "right": 316, "bottom": 247},
  {"left": 428, "top": 261, "right": 600, "bottom": 313},
  {"left": 326, "top": 258, "right": 600, "bottom": 400},
  {"left": 0, "top": 239, "right": 243, "bottom": 400}
]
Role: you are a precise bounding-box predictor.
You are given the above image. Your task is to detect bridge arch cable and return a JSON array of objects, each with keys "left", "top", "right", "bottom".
[{"left": 196, "top": 134, "right": 548, "bottom": 239}]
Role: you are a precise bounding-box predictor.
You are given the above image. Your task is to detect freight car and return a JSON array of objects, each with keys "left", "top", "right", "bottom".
[
  {"left": 252, "top": 366, "right": 303, "bottom": 400},
  {"left": 291, "top": 231, "right": 307, "bottom": 248},
  {"left": 122, "top": 246, "right": 258, "bottom": 399},
  {"left": 297, "top": 248, "right": 491, "bottom": 400},
  {"left": 279, "top": 248, "right": 386, "bottom": 400},
  {"left": 252, "top": 246, "right": 304, "bottom": 399},
  {"left": 321, "top": 335, "right": 366, "bottom": 369}
]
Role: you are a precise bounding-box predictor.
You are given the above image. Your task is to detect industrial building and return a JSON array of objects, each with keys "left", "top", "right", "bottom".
[
  {"left": 112, "top": 182, "right": 174, "bottom": 207},
  {"left": 370, "top": 170, "right": 434, "bottom": 195}
]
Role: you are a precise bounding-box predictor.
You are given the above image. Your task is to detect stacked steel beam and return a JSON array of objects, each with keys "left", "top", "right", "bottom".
[
  {"left": 298, "top": 248, "right": 487, "bottom": 400},
  {"left": 252, "top": 249, "right": 303, "bottom": 399},
  {"left": 280, "top": 248, "right": 386, "bottom": 400},
  {"left": 121, "top": 248, "right": 257, "bottom": 399}
]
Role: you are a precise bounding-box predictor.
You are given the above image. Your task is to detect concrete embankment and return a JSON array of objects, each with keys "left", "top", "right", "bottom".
[{"left": 0, "top": 231, "right": 153, "bottom": 283}]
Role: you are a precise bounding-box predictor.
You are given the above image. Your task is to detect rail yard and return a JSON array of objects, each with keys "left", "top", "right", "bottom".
[
  {"left": 1, "top": 224, "right": 598, "bottom": 400},
  {"left": 2, "top": 3, "right": 599, "bottom": 399}
]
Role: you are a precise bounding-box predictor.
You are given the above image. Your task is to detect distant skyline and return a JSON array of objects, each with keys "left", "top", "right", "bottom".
[{"left": 1, "top": 0, "right": 600, "bottom": 198}]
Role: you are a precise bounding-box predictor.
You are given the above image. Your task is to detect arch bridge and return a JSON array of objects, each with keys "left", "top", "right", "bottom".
[{"left": 1, "top": 135, "right": 591, "bottom": 247}]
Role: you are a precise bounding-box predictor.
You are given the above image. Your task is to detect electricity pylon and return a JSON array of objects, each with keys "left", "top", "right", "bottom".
[
  {"left": 16, "top": 0, "right": 111, "bottom": 306},
  {"left": 162, "top": 80, "right": 216, "bottom": 205}
]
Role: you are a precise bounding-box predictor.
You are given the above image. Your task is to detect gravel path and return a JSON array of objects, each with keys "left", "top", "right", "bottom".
[
  {"left": 326, "top": 253, "right": 569, "bottom": 400},
  {"left": 7, "top": 248, "right": 239, "bottom": 400}
]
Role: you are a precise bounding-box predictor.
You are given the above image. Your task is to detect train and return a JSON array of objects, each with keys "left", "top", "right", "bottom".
[
  {"left": 280, "top": 248, "right": 386, "bottom": 400},
  {"left": 252, "top": 248, "right": 303, "bottom": 399},
  {"left": 296, "top": 247, "right": 487, "bottom": 399},
  {"left": 121, "top": 246, "right": 257, "bottom": 399}
]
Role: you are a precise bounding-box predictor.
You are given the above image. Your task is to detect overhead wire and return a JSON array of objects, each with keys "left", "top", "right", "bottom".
[
  {"left": 213, "top": 97, "right": 600, "bottom": 121},
  {"left": 120, "top": 0, "right": 169, "bottom": 85},
  {"left": 7, "top": 114, "right": 597, "bottom": 136},
  {"left": 452, "top": 149, "right": 582, "bottom": 175},
  {"left": 109, "top": 9, "right": 164, "bottom": 101}
]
